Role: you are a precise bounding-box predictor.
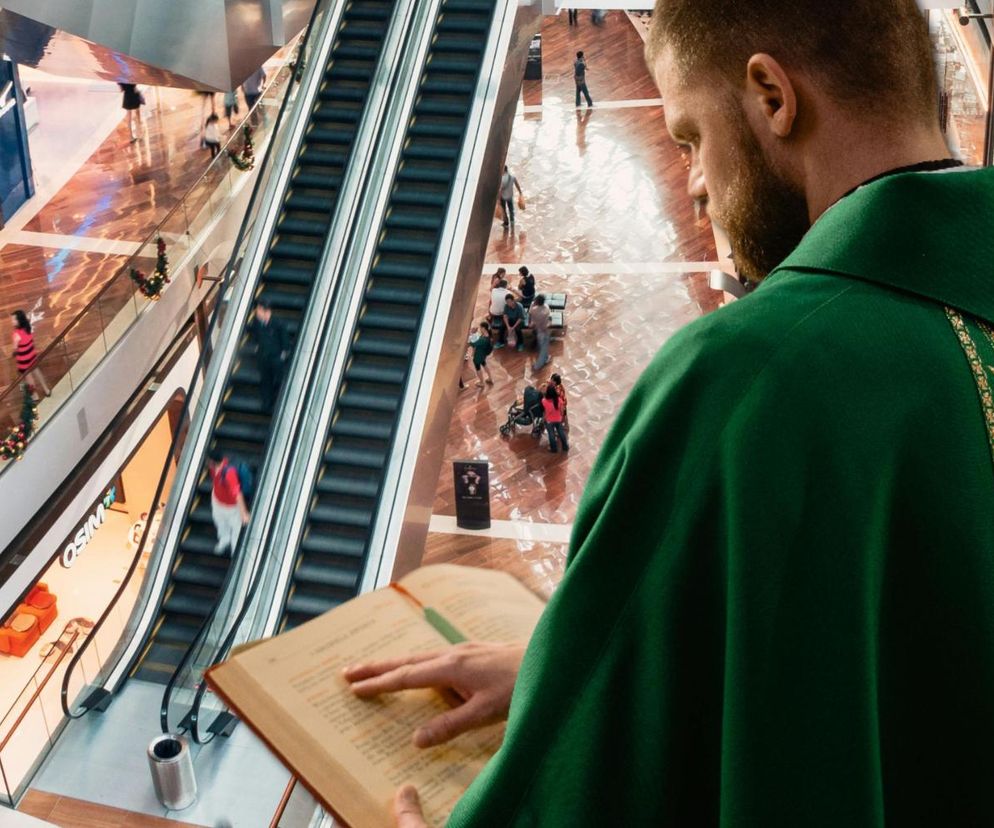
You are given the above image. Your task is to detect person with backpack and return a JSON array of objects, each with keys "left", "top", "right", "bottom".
[{"left": 208, "top": 450, "right": 250, "bottom": 555}]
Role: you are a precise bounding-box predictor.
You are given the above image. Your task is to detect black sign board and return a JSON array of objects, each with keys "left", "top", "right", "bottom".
[{"left": 453, "top": 460, "right": 491, "bottom": 530}]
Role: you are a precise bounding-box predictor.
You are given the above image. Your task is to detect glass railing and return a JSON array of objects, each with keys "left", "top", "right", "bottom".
[
  {"left": 0, "top": 52, "right": 297, "bottom": 453},
  {"left": 58, "top": 0, "right": 330, "bottom": 725},
  {"left": 0, "top": 618, "right": 90, "bottom": 805}
]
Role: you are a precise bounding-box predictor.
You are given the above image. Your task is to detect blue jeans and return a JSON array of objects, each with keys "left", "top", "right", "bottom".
[
  {"left": 546, "top": 421, "right": 569, "bottom": 451},
  {"left": 533, "top": 330, "right": 550, "bottom": 370},
  {"left": 501, "top": 197, "right": 515, "bottom": 224},
  {"left": 575, "top": 82, "right": 592, "bottom": 107}
]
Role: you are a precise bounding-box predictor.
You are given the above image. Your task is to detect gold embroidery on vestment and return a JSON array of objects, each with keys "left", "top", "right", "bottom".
[{"left": 946, "top": 308, "right": 994, "bottom": 465}]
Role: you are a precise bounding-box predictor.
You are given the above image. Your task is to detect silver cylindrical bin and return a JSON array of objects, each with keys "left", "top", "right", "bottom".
[{"left": 147, "top": 734, "right": 197, "bottom": 810}]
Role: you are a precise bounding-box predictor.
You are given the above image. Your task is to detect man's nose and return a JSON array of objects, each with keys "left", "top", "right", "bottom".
[{"left": 687, "top": 161, "right": 707, "bottom": 202}]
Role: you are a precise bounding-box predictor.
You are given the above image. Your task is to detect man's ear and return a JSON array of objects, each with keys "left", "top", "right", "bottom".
[{"left": 745, "top": 53, "right": 797, "bottom": 138}]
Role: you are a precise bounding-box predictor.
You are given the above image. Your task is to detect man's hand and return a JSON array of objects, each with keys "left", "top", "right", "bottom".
[
  {"left": 394, "top": 785, "right": 428, "bottom": 828},
  {"left": 344, "top": 641, "right": 525, "bottom": 748}
]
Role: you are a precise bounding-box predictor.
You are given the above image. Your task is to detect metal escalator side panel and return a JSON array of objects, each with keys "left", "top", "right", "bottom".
[
  {"left": 278, "top": 0, "right": 505, "bottom": 631},
  {"left": 96, "top": 0, "right": 373, "bottom": 693}
]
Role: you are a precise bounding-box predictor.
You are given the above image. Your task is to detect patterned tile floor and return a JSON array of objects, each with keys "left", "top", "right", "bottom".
[{"left": 425, "top": 11, "right": 723, "bottom": 578}]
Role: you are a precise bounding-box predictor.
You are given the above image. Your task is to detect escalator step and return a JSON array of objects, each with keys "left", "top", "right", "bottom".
[
  {"left": 180, "top": 532, "right": 218, "bottom": 557},
  {"left": 361, "top": 308, "right": 420, "bottom": 331},
  {"left": 323, "top": 444, "right": 387, "bottom": 469},
  {"left": 300, "top": 534, "right": 366, "bottom": 558},
  {"left": 409, "top": 120, "right": 465, "bottom": 139},
  {"left": 378, "top": 237, "right": 437, "bottom": 257},
  {"left": 391, "top": 189, "right": 447, "bottom": 209},
  {"left": 300, "top": 144, "right": 349, "bottom": 165},
  {"left": 172, "top": 562, "right": 228, "bottom": 589},
  {"left": 335, "top": 44, "right": 381, "bottom": 62},
  {"left": 315, "top": 471, "right": 381, "bottom": 497},
  {"left": 265, "top": 262, "right": 315, "bottom": 286},
  {"left": 396, "top": 165, "right": 453, "bottom": 185},
  {"left": 271, "top": 238, "right": 324, "bottom": 262},
  {"left": 310, "top": 503, "right": 374, "bottom": 528},
  {"left": 427, "top": 57, "right": 481, "bottom": 75},
  {"left": 351, "top": 336, "right": 413, "bottom": 358},
  {"left": 215, "top": 418, "right": 270, "bottom": 445},
  {"left": 365, "top": 283, "right": 424, "bottom": 305},
  {"left": 370, "top": 259, "right": 432, "bottom": 280},
  {"left": 222, "top": 394, "right": 267, "bottom": 416},
  {"left": 402, "top": 143, "right": 460, "bottom": 162},
  {"left": 294, "top": 564, "right": 359, "bottom": 590},
  {"left": 163, "top": 590, "right": 214, "bottom": 618},
  {"left": 285, "top": 592, "right": 346, "bottom": 620},
  {"left": 385, "top": 212, "right": 443, "bottom": 232},
  {"left": 318, "top": 86, "right": 366, "bottom": 103},
  {"left": 346, "top": 359, "right": 406, "bottom": 384},
  {"left": 156, "top": 617, "right": 203, "bottom": 646},
  {"left": 279, "top": 216, "right": 327, "bottom": 237},
  {"left": 139, "top": 641, "right": 186, "bottom": 669},
  {"left": 416, "top": 99, "right": 471, "bottom": 118}
]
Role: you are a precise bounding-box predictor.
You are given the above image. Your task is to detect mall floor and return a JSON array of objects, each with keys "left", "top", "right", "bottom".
[{"left": 422, "top": 10, "right": 723, "bottom": 598}]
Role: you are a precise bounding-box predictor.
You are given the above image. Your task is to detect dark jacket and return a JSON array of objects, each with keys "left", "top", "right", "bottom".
[{"left": 247, "top": 316, "right": 290, "bottom": 363}]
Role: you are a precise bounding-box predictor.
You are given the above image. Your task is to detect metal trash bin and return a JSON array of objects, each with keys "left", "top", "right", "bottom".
[{"left": 148, "top": 734, "right": 197, "bottom": 810}]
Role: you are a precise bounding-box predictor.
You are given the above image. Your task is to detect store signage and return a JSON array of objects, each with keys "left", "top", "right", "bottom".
[
  {"left": 453, "top": 460, "right": 491, "bottom": 530},
  {"left": 60, "top": 487, "right": 117, "bottom": 568}
]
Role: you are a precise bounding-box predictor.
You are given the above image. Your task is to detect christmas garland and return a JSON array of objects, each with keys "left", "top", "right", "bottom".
[
  {"left": 0, "top": 383, "right": 38, "bottom": 462},
  {"left": 228, "top": 125, "right": 255, "bottom": 171},
  {"left": 129, "top": 236, "right": 171, "bottom": 300}
]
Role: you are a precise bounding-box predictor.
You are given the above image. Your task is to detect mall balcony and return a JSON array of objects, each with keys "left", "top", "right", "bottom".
[{"left": 0, "top": 1, "right": 989, "bottom": 826}]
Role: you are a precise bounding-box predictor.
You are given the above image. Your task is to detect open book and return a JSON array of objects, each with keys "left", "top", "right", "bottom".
[{"left": 206, "top": 564, "right": 546, "bottom": 827}]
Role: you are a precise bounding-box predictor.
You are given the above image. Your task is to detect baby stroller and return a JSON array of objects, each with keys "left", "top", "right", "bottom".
[{"left": 500, "top": 385, "right": 544, "bottom": 438}]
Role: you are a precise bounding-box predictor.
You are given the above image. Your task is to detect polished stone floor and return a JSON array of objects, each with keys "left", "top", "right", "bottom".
[{"left": 424, "top": 11, "right": 723, "bottom": 599}]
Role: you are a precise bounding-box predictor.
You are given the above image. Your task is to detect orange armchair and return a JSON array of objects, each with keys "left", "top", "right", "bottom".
[
  {"left": 21, "top": 583, "right": 58, "bottom": 634},
  {"left": 0, "top": 613, "right": 41, "bottom": 658}
]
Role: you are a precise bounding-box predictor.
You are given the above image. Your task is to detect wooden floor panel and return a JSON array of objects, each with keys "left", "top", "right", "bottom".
[
  {"left": 428, "top": 12, "right": 721, "bottom": 578},
  {"left": 18, "top": 789, "right": 206, "bottom": 828}
]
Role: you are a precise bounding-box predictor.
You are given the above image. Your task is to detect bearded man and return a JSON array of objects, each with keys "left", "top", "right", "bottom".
[{"left": 346, "top": 1, "right": 994, "bottom": 824}]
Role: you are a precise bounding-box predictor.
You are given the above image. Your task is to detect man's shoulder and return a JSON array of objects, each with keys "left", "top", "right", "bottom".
[{"left": 635, "top": 269, "right": 943, "bottom": 419}]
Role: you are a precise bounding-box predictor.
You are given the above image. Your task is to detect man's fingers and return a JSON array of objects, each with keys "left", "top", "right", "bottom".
[
  {"left": 413, "top": 694, "right": 498, "bottom": 748},
  {"left": 349, "top": 657, "right": 460, "bottom": 698},
  {"left": 394, "top": 785, "right": 428, "bottom": 828},
  {"left": 343, "top": 651, "right": 447, "bottom": 683}
]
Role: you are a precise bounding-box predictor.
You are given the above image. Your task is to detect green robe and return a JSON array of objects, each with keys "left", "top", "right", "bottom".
[{"left": 449, "top": 167, "right": 994, "bottom": 826}]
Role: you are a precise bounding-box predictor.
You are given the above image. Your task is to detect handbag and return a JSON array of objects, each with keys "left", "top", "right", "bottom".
[
  {"left": 517, "top": 194, "right": 526, "bottom": 211},
  {"left": 507, "top": 328, "right": 518, "bottom": 348}
]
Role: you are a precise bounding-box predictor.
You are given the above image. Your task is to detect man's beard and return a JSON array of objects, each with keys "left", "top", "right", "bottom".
[{"left": 709, "top": 116, "right": 811, "bottom": 285}]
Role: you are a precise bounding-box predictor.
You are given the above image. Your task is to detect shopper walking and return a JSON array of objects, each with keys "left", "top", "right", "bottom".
[
  {"left": 118, "top": 83, "right": 143, "bottom": 142},
  {"left": 11, "top": 311, "right": 50, "bottom": 402},
  {"left": 223, "top": 90, "right": 240, "bottom": 130},
  {"left": 529, "top": 294, "right": 552, "bottom": 372},
  {"left": 499, "top": 165, "right": 524, "bottom": 227},
  {"left": 574, "top": 51, "right": 593, "bottom": 108},
  {"left": 542, "top": 384, "right": 569, "bottom": 453},
  {"left": 208, "top": 450, "right": 249, "bottom": 554},
  {"left": 518, "top": 266, "right": 536, "bottom": 309},
  {"left": 567, "top": 8, "right": 578, "bottom": 25},
  {"left": 203, "top": 113, "right": 222, "bottom": 158},
  {"left": 246, "top": 298, "right": 291, "bottom": 414},
  {"left": 469, "top": 322, "right": 495, "bottom": 387},
  {"left": 242, "top": 66, "right": 267, "bottom": 112},
  {"left": 551, "top": 372, "right": 569, "bottom": 430}
]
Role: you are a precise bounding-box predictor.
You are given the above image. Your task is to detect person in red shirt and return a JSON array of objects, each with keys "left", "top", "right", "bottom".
[
  {"left": 11, "top": 311, "right": 51, "bottom": 402},
  {"left": 541, "top": 384, "right": 569, "bottom": 453},
  {"left": 207, "top": 450, "right": 250, "bottom": 554}
]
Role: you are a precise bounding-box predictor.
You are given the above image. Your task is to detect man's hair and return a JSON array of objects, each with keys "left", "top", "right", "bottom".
[
  {"left": 209, "top": 448, "right": 224, "bottom": 464},
  {"left": 576, "top": 51, "right": 584, "bottom": 59},
  {"left": 646, "top": 0, "right": 937, "bottom": 124},
  {"left": 519, "top": 266, "right": 530, "bottom": 276},
  {"left": 255, "top": 297, "right": 271, "bottom": 310}
]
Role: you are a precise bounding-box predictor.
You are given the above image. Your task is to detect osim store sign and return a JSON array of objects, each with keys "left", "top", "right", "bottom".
[{"left": 60, "top": 487, "right": 117, "bottom": 568}]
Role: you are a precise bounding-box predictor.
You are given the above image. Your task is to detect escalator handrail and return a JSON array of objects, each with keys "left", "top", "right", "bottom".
[
  {"left": 153, "top": 0, "right": 337, "bottom": 735},
  {"left": 158, "top": 527, "right": 250, "bottom": 734},
  {"left": 180, "top": 0, "right": 436, "bottom": 742},
  {"left": 59, "top": 29, "right": 309, "bottom": 720},
  {"left": 252, "top": 0, "right": 461, "bottom": 641}
]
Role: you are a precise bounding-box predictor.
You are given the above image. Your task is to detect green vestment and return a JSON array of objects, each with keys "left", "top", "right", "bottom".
[{"left": 449, "top": 167, "right": 994, "bottom": 827}]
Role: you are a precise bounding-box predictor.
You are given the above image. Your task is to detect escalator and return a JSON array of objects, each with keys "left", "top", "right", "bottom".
[
  {"left": 130, "top": 0, "right": 394, "bottom": 682},
  {"left": 279, "top": 0, "right": 499, "bottom": 630}
]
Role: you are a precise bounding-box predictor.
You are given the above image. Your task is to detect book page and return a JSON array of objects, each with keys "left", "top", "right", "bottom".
[
  {"left": 399, "top": 564, "right": 546, "bottom": 643},
  {"left": 210, "top": 584, "right": 505, "bottom": 828}
]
